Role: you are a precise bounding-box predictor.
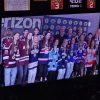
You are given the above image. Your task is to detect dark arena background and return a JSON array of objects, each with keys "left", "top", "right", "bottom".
[{"left": 0, "top": 0, "right": 100, "bottom": 100}]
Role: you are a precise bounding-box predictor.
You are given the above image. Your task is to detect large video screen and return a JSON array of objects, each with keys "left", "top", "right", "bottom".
[{"left": 1, "top": 13, "right": 100, "bottom": 86}]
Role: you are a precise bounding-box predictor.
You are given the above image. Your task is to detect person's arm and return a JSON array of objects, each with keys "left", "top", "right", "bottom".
[
  {"left": 93, "top": 49, "right": 97, "bottom": 64},
  {"left": 48, "top": 49, "right": 53, "bottom": 66}
]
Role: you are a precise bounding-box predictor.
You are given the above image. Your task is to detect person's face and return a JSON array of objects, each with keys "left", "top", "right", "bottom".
[
  {"left": 54, "top": 39, "right": 59, "bottom": 46},
  {"left": 33, "top": 42, "right": 38, "bottom": 48},
  {"left": 78, "top": 27, "right": 83, "bottom": 34},
  {"left": 88, "top": 34, "right": 93, "bottom": 39},
  {"left": 24, "top": 30, "right": 29, "bottom": 37},
  {"left": 27, "top": 33, "right": 32, "bottom": 40},
  {"left": 34, "top": 28, "right": 39, "bottom": 35},
  {"left": 46, "top": 32, "right": 51, "bottom": 40},
  {"left": 60, "top": 28, "right": 65, "bottom": 36},
  {"left": 14, "top": 33, "right": 19, "bottom": 40},
  {"left": 5, "top": 29, "right": 12, "bottom": 36},
  {"left": 33, "top": 36, "right": 39, "bottom": 43},
  {"left": 68, "top": 28, "right": 73, "bottom": 34},
  {"left": 63, "top": 39, "right": 68, "bottom": 46},
  {"left": 80, "top": 35, "right": 84, "bottom": 41},
  {"left": 71, "top": 38, "right": 75, "bottom": 44}
]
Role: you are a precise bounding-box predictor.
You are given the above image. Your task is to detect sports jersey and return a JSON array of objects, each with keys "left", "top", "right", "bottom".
[
  {"left": 66, "top": 34, "right": 72, "bottom": 44},
  {"left": 14, "top": 40, "right": 20, "bottom": 66},
  {"left": 28, "top": 47, "right": 39, "bottom": 69},
  {"left": 19, "top": 38, "right": 29, "bottom": 66},
  {"left": 85, "top": 47, "right": 96, "bottom": 67},
  {"left": 74, "top": 43, "right": 79, "bottom": 51},
  {"left": 38, "top": 47, "right": 50, "bottom": 65},
  {"left": 2, "top": 37, "right": 16, "bottom": 68},
  {"left": 75, "top": 47, "right": 86, "bottom": 63},
  {"left": 48, "top": 48, "right": 59, "bottom": 71},
  {"left": 58, "top": 47, "right": 68, "bottom": 69},
  {"left": 67, "top": 49, "right": 76, "bottom": 63}
]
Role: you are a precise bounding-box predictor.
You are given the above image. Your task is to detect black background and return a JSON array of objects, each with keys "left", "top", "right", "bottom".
[
  {"left": 0, "top": 0, "right": 100, "bottom": 17},
  {"left": 0, "top": 0, "right": 100, "bottom": 100}
]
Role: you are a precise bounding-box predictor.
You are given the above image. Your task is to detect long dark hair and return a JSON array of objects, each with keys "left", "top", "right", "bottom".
[
  {"left": 26, "top": 33, "right": 33, "bottom": 54},
  {"left": 41, "top": 31, "right": 53, "bottom": 48},
  {"left": 33, "top": 27, "right": 40, "bottom": 35},
  {"left": 53, "top": 38, "right": 59, "bottom": 47},
  {"left": 89, "top": 39, "right": 95, "bottom": 49}
]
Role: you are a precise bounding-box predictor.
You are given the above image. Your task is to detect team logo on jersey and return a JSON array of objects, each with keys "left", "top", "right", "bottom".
[
  {"left": 51, "top": 0, "right": 63, "bottom": 10},
  {"left": 12, "top": 55, "right": 15, "bottom": 59},
  {"left": 87, "top": 0, "right": 96, "bottom": 8}
]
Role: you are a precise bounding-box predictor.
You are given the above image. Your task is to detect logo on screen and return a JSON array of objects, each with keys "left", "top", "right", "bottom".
[
  {"left": 51, "top": 0, "right": 63, "bottom": 10},
  {"left": 87, "top": 0, "right": 96, "bottom": 8},
  {"left": 69, "top": 0, "right": 82, "bottom": 8}
]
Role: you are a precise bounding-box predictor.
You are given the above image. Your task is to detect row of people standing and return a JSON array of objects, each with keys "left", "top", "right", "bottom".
[{"left": 2, "top": 27, "right": 100, "bottom": 86}]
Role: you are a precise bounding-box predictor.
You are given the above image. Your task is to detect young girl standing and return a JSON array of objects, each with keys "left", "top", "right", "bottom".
[
  {"left": 57, "top": 39, "right": 68, "bottom": 80},
  {"left": 48, "top": 38, "right": 59, "bottom": 81},
  {"left": 37, "top": 31, "right": 52, "bottom": 82},
  {"left": 18, "top": 29, "right": 29, "bottom": 84},
  {"left": 85, "top": 40, "right": 96, "bottom": 76},
  {"left": 2, "top": 29, "right": 18, "bottom": 86},
  {"left": 28, "top": 35, "right": 39, "bottom": 83},
  {"left": 74, "top": 35, "right": 86, "bottom": 77},
  {"left": 65, "top": 43, "right": 76, "bottom": 79}
]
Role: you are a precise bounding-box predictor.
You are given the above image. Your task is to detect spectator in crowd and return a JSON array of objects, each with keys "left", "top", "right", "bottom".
[
  {"left": 55, "top": 27, "right": 66, "bottom": 47},
  {"left": 57, "top": 39, "right": 68, "bottom": 80},
  {"left": 65, "top": 43, "right": 76, "bottom": 79},
  {"left": 28, "top": 34, "right": 39, "bottom": 83},
  {"left": 17, "top": 29, "right": 30, "bottom": 84},
  {"left": 37, "top": 31, "right": 52, "bottom": 82},
  {"left": 85, "top": 40, "right": 96, "bottom": 76},
  {"left": 48, "top": 38, "right": 59, "bottom": 81}
]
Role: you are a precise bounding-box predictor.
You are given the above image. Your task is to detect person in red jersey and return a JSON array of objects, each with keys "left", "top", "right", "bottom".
[
  {"left": 85, "top": 40, "right": 96, "bottom": 76},
  {"left": 14, "top": 33, "right": 20, "bottom": 67},
  {"left": 17, "top": 29, "right": 29, "bottom": 84},
  {"left": 2, "top": 28, "right": 17, "bottom": 86}
]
